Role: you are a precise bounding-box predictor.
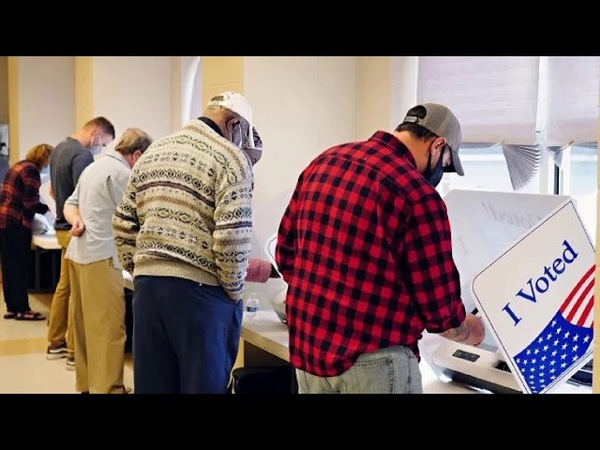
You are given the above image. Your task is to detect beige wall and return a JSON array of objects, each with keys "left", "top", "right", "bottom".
[
  {"left": 75, "top": 57, "right": 94, "bottom": 129},
  {"left": 0, "top": 57, "right": 8, "bottom": 124},
  {"left": 355, "top": 57, "right": 418, "bottom": 140},
  {"left": 202, "top": 57, "right": 244, "bottom": 107},
  {"left": 357, "top": 57, "right": 391, "bottom": 140}
]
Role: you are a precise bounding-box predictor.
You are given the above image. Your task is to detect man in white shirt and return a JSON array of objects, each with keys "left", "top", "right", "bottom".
[{"left": 63, "top": 128, "right": 153, "bottom": 394}]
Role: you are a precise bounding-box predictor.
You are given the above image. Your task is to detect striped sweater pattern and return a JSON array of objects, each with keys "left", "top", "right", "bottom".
[{"left": 112, "top": 119, "right": 254, "bottom": 301}]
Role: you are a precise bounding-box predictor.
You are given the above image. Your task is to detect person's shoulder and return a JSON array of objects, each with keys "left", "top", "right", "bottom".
[
  {"left": 14, "top": 159, "right": 36, "bottom": 173},
  {"left": 57, "top": 136, "right": 82, "bottom": 151},
  {"left": 386, "top": 167, "right": 446, "bottom": 209},
  {"left": 53, "top": 138, "right": 87, "bottom": 161}
]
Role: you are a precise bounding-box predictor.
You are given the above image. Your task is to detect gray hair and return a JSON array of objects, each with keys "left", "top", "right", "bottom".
[{"left": 114, "top": 128, "right": 153, "bottom": 156}]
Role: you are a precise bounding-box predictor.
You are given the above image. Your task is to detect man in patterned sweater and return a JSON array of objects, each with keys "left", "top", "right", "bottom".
[{"left": 113, "top": 92, "right": 258, "bottom": 394}]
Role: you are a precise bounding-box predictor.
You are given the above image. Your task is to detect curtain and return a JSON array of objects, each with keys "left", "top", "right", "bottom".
[
  {"left": 417, "top": 57, "right": 540, "bottom": 145},
  {"left": 544, "top": 57, "right": 600, "bottom": 147}
]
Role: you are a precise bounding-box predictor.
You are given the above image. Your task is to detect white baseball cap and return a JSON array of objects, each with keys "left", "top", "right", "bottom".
[{"left": 207, "top": 91, "right": 254, "bottom": 148}]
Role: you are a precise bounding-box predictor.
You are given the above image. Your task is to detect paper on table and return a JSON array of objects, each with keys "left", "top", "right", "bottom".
[{"left": 38, "top": 181, "right": 56, "bottom": 225}]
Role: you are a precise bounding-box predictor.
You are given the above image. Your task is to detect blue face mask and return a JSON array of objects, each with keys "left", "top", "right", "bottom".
[
  {"left": 89, "top": 134, "right": 103, "bottom": 156},
  {"left": 40, "top": 166, "right": 50, "bottom": 176},
  {"left": 423, "top": 150, "right": 444, "bottom": 187}
]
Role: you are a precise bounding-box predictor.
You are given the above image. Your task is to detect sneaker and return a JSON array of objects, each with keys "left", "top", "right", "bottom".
[
  {"left": 47, "top": 344, "right": 69, "bottom": 360},
  {"left": 66, "top": 357, "right": 75, "bottom": 371}
]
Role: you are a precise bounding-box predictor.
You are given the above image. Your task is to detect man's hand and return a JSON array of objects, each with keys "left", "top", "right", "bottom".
[
  {"left": 70, "top": 218, "right": 85, "bottom": 237},
  {"left": 439, "top": 313, "right": 485, "bottom": 346},
  {"left": 463, "top": 313, "right": 485, "bottom": 346}
]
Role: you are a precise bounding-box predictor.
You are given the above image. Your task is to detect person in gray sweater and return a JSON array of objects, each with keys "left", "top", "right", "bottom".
[{"left": 46, "top": 117, "right": 115, "bottom": 370}]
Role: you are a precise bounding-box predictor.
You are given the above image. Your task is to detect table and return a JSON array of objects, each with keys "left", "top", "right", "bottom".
[
  {"left": 240, "top": 309, "right": 477, "bottom": 393},
  {"left": 239, "top": 310, "right": 290, "bottom": 377},
  {"left": 30, "top": 232, "right": 61, "bottom": 292},
  {"left": 32, "top": 233, "right": 61, "bottom": 250},
  {"left": 31, "top": 232, "right": 134, "bottom": 291}
]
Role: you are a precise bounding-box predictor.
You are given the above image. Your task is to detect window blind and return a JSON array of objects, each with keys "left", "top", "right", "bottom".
[
  {"left": 417, "top": 57, "right": 541, "bottom": 145},
  {"left": 544, "top": 56, "right": 600, "bottom": 147}
]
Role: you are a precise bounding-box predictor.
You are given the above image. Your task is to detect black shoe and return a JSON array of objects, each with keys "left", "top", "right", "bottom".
[{"left": 47, "top": 344, "right": 69, "bottom": 360}]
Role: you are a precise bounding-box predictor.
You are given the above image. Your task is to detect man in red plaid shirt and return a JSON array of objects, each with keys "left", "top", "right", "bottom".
[{"left": 276, "top": 103, "right": 485, "bottom": 394}]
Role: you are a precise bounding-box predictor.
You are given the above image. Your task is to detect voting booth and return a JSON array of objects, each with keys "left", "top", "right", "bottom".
[{"left": 419, "top": 189, "right": 595, "bottom": 394}]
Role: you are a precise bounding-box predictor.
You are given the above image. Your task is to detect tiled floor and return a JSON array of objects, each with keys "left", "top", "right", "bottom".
[{"left": 0, "top": 291, "right": 134, "bottom": 394}]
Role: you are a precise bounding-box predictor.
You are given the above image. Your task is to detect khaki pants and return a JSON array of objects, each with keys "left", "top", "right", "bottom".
[
  {"left": 47, "top": 230, "right": 74, "bottom": 354},
  {"left": 69, "top": 257, "right": 126, "bottom": 393}
]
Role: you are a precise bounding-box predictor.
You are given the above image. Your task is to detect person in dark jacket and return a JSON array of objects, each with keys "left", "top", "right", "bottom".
[{"left": 0, "top": 143, "right": 53, "bottom": 320}]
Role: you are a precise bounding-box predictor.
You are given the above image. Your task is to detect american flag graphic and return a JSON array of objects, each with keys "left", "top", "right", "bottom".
[{"left": 512, "top": 265, "right": 595, "bottom": 394}]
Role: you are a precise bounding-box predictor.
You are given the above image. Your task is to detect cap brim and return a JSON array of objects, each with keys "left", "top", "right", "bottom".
[{"left": 444, "top": 148, "right": 464, "bottom": 176}]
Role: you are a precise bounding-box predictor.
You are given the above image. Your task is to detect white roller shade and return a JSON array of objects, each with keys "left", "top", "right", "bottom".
[
  {"left": 417, "top": 57, "right": 540, "bottom": 145},
  {"left": 544, "top": 56, "right": 600, "bottom": 146}
]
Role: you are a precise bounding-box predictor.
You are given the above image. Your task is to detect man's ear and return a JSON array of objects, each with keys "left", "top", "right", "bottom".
[{"left": 432, "top": 136, "right": 446, "bottom": 150}]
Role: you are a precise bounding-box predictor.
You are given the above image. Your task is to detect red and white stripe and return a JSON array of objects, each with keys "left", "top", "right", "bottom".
[{"left": 560, "top": 265, "right": 595, "bottom": 328}]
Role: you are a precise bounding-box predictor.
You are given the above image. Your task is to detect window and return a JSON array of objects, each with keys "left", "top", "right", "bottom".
[
  {"left": 416, "top": 57, "right": 599, "bottom": 200},
  {"left": 438, "top": 146, "right": 541, "bottom": 195}
]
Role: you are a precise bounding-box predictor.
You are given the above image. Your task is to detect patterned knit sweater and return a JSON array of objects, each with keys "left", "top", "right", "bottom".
[{"left": 112, "top": 119, "right": 254, "bottom": 301}]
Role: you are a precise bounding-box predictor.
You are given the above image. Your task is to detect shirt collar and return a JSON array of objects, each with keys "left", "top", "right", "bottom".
[
  {"left": 105, "top": 148, "right": 131, "bottom": 168},
  {"left": 369, "top": 130, "right": 418, "bottom": 169},
  {"left": 198, "top": 117, "right": 223, "bottom": 137}
]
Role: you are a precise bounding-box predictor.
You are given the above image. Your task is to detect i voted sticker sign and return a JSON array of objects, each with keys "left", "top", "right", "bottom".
[{"left": 471, "top": 200, "right": 595, "bottom": 394}]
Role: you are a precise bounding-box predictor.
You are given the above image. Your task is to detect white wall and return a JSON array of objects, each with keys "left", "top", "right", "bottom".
[
  {"left": 391, "top": 57, "right": 418, "bottom": 128},
  {"left": 16, "top": 57, "right": 75, "bottom": 159},
  {"left": 92, "top": 57, "right": 172, "bottom": 152},
  {"left": 243, "top": 56, "right": 358, "bottom": 301}
]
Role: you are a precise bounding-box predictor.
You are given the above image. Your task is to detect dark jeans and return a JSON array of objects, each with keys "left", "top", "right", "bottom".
[
  {"left": 132, "top": 275, "right": 243, "bottom": 394},
  {"left": 0, "top": 224, "right": 33, "bottom": 313}
]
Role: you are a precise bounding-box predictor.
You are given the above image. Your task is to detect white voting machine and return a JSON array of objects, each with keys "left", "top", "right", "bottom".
[{"left": 419, "top": 189, "right": 595, "bottom": 394}]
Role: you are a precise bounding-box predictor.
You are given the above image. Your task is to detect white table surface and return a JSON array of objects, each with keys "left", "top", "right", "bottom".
[
  {"left": 31, "top": 231, "right": 134, "bottom": 291},
  {"left": 32, "top": 232, "right": 61, "bottom": 250},
  {"left": 241, "top": 310, "right": 478, "bottom": 393}
]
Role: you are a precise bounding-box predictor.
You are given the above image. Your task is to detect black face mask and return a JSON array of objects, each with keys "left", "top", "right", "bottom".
[{"left": 423, "top": 150, "right": 444, "bottom": 187}]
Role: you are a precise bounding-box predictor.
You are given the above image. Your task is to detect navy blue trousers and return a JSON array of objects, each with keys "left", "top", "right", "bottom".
[{"left": 132, "top": 276, "right": 243, "bottom": 394}]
